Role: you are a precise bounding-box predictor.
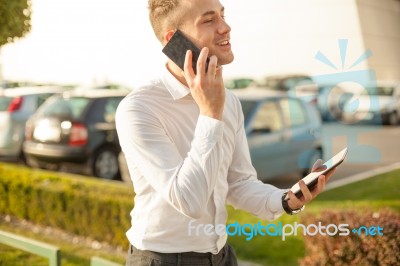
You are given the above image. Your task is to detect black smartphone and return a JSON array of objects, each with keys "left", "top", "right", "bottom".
[
  {"left": 285, "top": 147, "right": 348, "bottom": 200},
  {"left": 162, "top": 29, "right": 209, "bottom": 74}
]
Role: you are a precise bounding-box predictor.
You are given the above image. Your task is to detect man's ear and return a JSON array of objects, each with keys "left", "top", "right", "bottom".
[{"left": 164, "top": 30, "right": 175, "bottom": 44}]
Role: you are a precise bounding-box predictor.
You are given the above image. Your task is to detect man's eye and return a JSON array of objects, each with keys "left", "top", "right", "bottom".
[{"left": 204, "top": 19, "right": 213, "bottom": 24}]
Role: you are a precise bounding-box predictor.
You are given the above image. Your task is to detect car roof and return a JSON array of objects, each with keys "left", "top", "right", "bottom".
[
  {"left": 0, "top": 86, "right": 67, "bottom": 97},
  {"left": 232, "top": 88, "right": 286, "bottom": 101},
  {"left": 62, "top": 89, "right": 130, "bottom": 98},
  {"left": 262, "top": 74, "right": 312, "bottom": 80}
]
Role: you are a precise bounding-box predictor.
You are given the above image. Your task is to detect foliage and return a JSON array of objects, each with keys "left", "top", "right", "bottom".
[
  {"left": 0, "top": 0, "right": 32, "bottom": 47},
  {"left": 0, "top": 163, "right": 134, "bottom": 248},
  {"left": 299, "top": 209, "right": 400, "bottom": 266},
  {"left": 0, "top": 244, "right": 48, "bottom": 266},
  {"left": 0, "top": 162, "right": 399, "bottom": 265}
]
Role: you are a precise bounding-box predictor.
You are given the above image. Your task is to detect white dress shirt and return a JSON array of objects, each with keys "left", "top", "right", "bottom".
[{"left": 115, "top": 67, "right": 285, "bottom": 254}]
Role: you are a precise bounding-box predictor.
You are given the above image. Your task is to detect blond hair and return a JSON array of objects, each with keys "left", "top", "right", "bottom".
[{"left": 148, "top": 0, "right": 184, "bottom": 43}]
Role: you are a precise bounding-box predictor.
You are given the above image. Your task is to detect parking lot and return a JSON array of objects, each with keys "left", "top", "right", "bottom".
[
  {"left": 1, "top": 81, "right": 399, "bottom": 187},
  {"left": 270, "top": 122, "right": 400, "bottom": 189}
]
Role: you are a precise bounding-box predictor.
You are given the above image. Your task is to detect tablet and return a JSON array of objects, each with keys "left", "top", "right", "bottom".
[{"left": 288, "top": 147, "right": 348, "bottom": 199}]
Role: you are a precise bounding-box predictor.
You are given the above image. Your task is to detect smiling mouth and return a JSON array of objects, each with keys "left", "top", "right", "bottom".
[{"left": 217, "top": 40, "right": 230, "bottom": 46}]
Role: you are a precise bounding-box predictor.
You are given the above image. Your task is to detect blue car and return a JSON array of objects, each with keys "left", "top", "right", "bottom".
[
  {"left": 119, "top": 89, "right": 324, "bottom": 183},
  {"left": 234, "top": 89, "right": 323, "bottom": 181}
]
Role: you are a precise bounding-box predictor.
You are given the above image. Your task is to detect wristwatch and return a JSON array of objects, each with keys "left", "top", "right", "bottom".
[{"left": 281, "top": 191, "right": 305, "bottom": 215}]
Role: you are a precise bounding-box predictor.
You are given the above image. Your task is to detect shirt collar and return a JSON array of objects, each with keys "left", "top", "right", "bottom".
[{"left": 162, "top": 65, "right": 191, "bottom": 100}]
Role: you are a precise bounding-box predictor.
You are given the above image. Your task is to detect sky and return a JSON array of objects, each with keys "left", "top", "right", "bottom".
[{"left": 0, "top": 0, "right": 368, "bottom": 87}]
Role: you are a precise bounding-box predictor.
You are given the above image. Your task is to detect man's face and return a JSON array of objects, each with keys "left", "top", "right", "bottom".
[{"left": 179, "top": 0, "right": 234, "bottom": 66}]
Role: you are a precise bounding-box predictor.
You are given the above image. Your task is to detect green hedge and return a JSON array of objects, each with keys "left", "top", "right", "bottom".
[{"left": 0, "top": 163, "right": 134, "bottom": 248}]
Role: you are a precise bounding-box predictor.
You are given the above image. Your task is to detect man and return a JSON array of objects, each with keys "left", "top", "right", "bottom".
[{"left": 116, "top": 0, "right": 335, "bottom": 265}]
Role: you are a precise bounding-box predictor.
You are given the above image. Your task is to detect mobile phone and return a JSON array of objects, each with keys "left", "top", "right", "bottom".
[
  {"left": 162, "top": 29, "right": 209, "bottom": 74},
  {"left": 286, "top": 147, "right": 348, "bottom": 199}
]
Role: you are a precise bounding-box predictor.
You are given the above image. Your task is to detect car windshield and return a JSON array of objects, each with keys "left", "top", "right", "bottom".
[
  {"left": 239, "top": 100, "right": 257, "bottom": 124},
  {"left": 38, "top": 96, "right": 91, "bottom": 119},
  {"left": 362, "top": 86, "right": 394, "bottom": 96},
  {"left": 0, "top": 97, "right": 13, "bottom": 111}
]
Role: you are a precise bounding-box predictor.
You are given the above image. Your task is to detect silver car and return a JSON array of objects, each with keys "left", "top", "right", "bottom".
[
  {"left": 0, "top": 86, "right": 67, "bottom": 161},
  {"left": 342, "top": 81, "right": 400, "bottom": 125}
]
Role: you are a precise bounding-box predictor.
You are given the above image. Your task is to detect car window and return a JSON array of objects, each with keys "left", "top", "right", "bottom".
[
  {"left": 239, "top": 100, "right": 257, "bottom": 125},
  {"left": 280, "top": 98, "right": 307, "bottom": 127},
  {"left": 250, "top": 101, "right": 283, "bottom": 133},
  {"left": 39, "top": 96, "right": 90, "bottom": 119},
  {"left": 281, "top": 98, "right": 306, "bottom": 127},
  {"left": 378, "top": 86, "right": 394, "bottom": 96},
  {"left": 36, "top": 93, "right": 54, "bottom": 107},
  {"left": 363, "top": 86, "right": 394, "bottom": 96}
]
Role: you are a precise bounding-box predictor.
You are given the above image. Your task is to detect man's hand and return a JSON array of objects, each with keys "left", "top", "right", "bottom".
[
  {"left": 287, "top": 159, "right": 337, "bottom": 210},
  {"left": 182, "top": 47, "right": 225, "bottom": 120}
]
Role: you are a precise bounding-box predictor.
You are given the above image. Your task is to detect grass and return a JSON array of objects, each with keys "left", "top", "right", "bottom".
[
  {"left": 309, "top": 168, "right": 400, "bottom": 213},
  {"left": 226, "top": 168, "right": 400, "bottom": 266},
  {"left": 0, "top": 169, "right": 399, "bottom": 265}
]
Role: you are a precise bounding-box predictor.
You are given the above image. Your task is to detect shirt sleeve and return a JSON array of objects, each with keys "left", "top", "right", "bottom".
[
  {"left": 116, "top": 96, "right": 224, "bottom": 219},
  {"left": 226, "top": 97, "right": 285, "bottom": 221}
]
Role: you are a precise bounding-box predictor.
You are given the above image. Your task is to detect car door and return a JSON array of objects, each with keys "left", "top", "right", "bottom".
[
  {"left": 279, "top": 98, "right": 314, "bottom": 172},
  {"left": 87, "top": 97, "right": 123, "bottom": 149},
  {"left": 246, "top": 99, "right": 288, "bottom": 180}
]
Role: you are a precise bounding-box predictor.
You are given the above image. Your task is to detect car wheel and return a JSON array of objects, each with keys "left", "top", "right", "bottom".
[
  {"left": 302, "top": 149, "right": 323, "bottom": 177},
  {"left": 389, "top": 112, "right": 399, "bottom": 126},
  {"left": 92, "top": 146, "right": 120, "bottom": 180}
]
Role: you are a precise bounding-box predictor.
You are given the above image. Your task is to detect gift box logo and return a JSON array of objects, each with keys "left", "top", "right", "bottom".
[
  {"left": 316, "top": 39, "right": 380, "bottom": 163},
  {"left": 293, "top": 39, "right": 381, "bottom": 164}
]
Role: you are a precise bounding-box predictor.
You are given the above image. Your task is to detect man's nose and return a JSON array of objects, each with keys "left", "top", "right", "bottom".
[{"left": 218, "top": 18, "right": 231, "bottom": 35}]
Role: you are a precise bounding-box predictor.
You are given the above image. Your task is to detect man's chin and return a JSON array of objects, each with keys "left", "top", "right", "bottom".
[{"left": 219, "top": 54, "right": 234, "bottom": 66}]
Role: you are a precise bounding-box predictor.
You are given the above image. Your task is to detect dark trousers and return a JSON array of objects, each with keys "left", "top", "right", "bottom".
[{"left": 126, "top": 243, "right": 238, "bottom": 266}]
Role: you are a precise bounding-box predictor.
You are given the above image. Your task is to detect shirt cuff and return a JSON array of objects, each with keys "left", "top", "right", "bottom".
[
  {"left": 265, "top": 189, "right": 286, "bottom": 220},
  {"left": 194, "top": 115, "right": 224, "bottom": 139}
]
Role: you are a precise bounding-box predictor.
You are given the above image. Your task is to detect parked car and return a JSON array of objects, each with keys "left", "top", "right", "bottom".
[
  {"left": 341, "top": 81, "right": 400, "bottom": 125},
  {"left": 253, "top": 74, "right": 314, "bottom": 92},
  {"left": 0, "top": 86, "right": 67, "bottom": 162},
  {"left": 23, "top": 89, "right": 130, "bottom": 180},
  {"left": 119, "top": 89, "right": 323, "bottom": 183},
  {"left": 224, "top": 78, "right": 254, "bottom": 90},
  {"left": 317, "top": 83, "right": 353, "bottom": 122},
  {"left": 234, "top": 89, "right": 323, "bottom": 181},
  {"left": 252, "top": 74, "right": 319, "bottom": 106}
]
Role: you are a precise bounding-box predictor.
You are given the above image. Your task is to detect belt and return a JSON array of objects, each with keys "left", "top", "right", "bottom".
[{"left": 130, "top": 244, "right": 227, "bottom": 264}]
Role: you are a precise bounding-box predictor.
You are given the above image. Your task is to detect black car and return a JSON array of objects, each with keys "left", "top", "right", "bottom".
[{"left": 23, "top": 89, "right": 130, "bottom": 180}]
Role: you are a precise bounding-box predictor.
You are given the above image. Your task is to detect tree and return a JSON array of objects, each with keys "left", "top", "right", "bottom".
[{"left": 0, "top": 0, "right": 32, "bottom": 47}]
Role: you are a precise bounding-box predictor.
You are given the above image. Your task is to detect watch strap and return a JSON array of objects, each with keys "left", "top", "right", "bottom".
[{"left": 281, "top": 191, "right": 305, "bottom": 215}]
